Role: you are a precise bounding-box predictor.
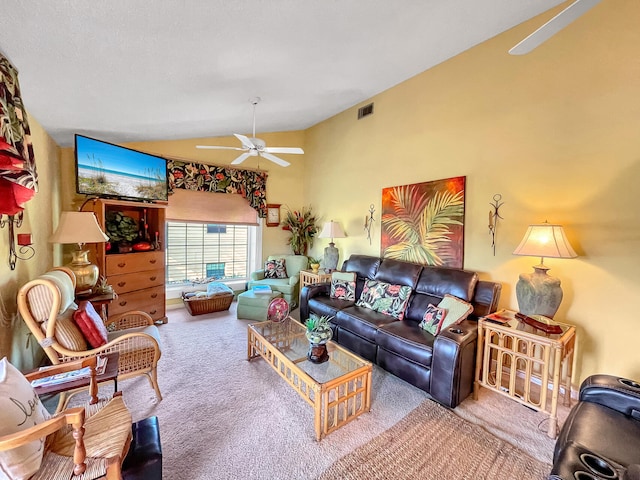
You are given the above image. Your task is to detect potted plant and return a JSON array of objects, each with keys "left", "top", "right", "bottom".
[
  {"left": 305, "top": 314, "right": 333, "bottom": 363},
  {"left": 308, "top": 256, "right": 321, "bottom": 273},
  {"left": 281, "top": 206, "right": 318, "bottom": 256},
  {"left": 105, "top": 211, "right": 139, "bottom": 253}
]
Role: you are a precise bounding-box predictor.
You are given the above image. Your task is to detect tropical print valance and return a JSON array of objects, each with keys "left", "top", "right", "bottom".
[
  {"left": 167, "top": 159, "right": 268, "bottom": 217},
  {"left": 0, "top": 53, "right": 38, "bottom": 215}
]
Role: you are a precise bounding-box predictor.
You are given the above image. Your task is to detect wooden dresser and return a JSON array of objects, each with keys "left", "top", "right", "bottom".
[{"left": 82, "top": 198, "right": 168, "bottom": 324}]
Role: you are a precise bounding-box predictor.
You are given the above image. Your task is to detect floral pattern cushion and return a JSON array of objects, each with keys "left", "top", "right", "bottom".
[
  {"left": 264, "top": 258, "right": 287, "bottom": 279},
  {"left": 356, "top": 279, "right": 412, "bottom": 320},
  {"left": 330, "top": 271, "right": 356, "bottom": 301},
  {"left": 418, "top": 304, "right": 448, "bottom": 335}
]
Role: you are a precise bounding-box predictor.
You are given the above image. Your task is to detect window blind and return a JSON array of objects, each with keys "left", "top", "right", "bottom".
[{"left": 166, "top": 189, "right": 258, "bottom": 225}]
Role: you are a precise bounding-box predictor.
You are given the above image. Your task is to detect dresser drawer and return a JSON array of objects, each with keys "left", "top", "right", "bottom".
[
  {"left": 110, "top": 269, "right": 164, "bottom": 294},
  {"left": 109, "top": 286, "right": 165, "bottom": 316},
  {"left": 106, "top": 251, "right": 164, "bottom": 275}
]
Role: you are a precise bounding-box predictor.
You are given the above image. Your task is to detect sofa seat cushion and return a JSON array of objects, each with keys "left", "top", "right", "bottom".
[
  {"left": 556, "top": 400, "right": 640, "bottom": 468},
  {"left": 248, "top": 278, "right": 295, "bottom": 295},
  {"left": 335, "top": 306, "right": 397, "bottom": 342},
  {"left": 376, "top": 321, "right": 435, "bottom": 367},
  {"left": 308, "top": 297, "right": 354, "bottom": 319}
]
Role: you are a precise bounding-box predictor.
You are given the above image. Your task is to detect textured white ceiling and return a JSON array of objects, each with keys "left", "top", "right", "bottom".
[{"left": 0, "top": 0, "right": 565, "bottom": 147}]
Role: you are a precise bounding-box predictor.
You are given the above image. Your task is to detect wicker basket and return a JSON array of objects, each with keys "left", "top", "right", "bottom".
[{"left": 182, "top": 292, "right": 234, "bottom": 316}]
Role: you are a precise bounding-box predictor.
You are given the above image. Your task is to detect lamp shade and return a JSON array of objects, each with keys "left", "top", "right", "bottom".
[
  {"left": 49, "top": 211, "right": 109, "bottom": 245},
  {"left": 513, "top": 223, "right": 577, "bottom": 259},
  {"left": 318, "top": 221, "right": 346, "bottom": 241}
]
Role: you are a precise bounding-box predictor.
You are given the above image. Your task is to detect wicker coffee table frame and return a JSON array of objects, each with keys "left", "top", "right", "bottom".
[{"left": 247, "top": 318, "right": 372, "bottom": 441}]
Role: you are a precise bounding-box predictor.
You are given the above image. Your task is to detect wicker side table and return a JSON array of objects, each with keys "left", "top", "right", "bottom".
[{"left": 473, "top": 310, "right": 576, "bottom": 438}]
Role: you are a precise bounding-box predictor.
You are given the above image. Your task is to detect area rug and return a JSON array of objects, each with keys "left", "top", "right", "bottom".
[{"left": 316, "top": 399, "right": 551, "bottom": 480}]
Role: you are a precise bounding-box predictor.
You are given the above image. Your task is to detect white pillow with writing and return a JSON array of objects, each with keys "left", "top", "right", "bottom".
[{"left": 0, "top": 357, "right": 51, "bottom": 479}]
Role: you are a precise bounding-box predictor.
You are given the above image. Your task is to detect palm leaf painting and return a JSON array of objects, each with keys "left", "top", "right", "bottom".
[{"left": 381, "top": 176, "right": 465, "bottom": 268}]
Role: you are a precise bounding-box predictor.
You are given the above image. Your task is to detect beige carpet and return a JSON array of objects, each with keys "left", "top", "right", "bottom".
[
  {"left": 68, "top": 302, "right": 566, "bottom": 479},
  {"left": 316, "top": 399, "right": 550, "bottom": 480}
]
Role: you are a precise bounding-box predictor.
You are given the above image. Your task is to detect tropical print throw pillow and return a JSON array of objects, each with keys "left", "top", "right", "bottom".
[
  {"left": 356, "top": 279, "right": 412, "bottom": 320},
  {"left": 264, "top": 258, "right": 287, "bottom": 279},
  {"left": 418, "top": 304, "right": 448, "bottom": 335},
  {"left": 330, "top": 272, "right": 356, "bottom": 301}
]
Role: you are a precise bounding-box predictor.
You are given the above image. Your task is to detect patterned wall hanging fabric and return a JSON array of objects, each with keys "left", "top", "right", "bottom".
[
  {"left": 167, "top": 159, "right": 268, "bottom": 217},
  {"left": 0, "top": 53, "right": 38, "bottom": 215}
]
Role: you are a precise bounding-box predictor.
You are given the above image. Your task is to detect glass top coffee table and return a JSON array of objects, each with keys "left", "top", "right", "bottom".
[{"left": 247, "top": 317, "right": 372, "bottom": 441}]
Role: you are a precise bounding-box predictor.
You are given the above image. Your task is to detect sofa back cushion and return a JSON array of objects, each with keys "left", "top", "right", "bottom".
[
  {"left": 405, "top": 267, "right": 478, "bottom": 323},
  {"left": 374, "top": 258, "right": 423, "bottom": 290},
  {"left": 341, "top": 255, "right": 381, "bottom": 299}
]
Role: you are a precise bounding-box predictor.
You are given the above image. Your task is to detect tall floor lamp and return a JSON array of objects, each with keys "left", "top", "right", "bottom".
[
  {"left": 318, "top": 220, "right": 346, "bottom": 271},
  {"left": 50, "top": 211, "right": 109, "bottom": 293},
  {"left": 513, "top": 222, "right": 577, "bottom": 318}
]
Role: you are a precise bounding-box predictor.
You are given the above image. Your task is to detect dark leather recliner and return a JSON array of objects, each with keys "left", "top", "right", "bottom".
[
  {"left": 551, "top": 375, "right": 640, "bottom": 480},
  {"left": 300, "top": 254, "right": 501, "bottom": 408}
]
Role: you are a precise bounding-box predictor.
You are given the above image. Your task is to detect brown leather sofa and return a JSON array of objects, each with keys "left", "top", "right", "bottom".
[
  {"left": 300, "top": 254, "right": 501, "bottom": 408},
  {"left": 551, "top": 375, "right": 640, "bottom": 480}
]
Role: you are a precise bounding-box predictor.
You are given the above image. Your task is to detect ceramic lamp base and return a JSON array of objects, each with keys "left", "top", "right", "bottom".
[
  {"left": 515, "top": 265, "right": 563, "bottom": 318},
  {"left": 323, "top": 242, "right": 339, "bottom": 271}
]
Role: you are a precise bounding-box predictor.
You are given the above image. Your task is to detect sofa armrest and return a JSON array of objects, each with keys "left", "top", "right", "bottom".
[
  {"left": 579, "top": 374, "right": 640, "bottom": 420},
  {"left": 430, "top": 319, "right": 478, "bottom": 408},
  {"left": 288, "top": 274, "right": 300, "bottom": 286},
  {"left": 251, "top": 270, "right": 265, "bottom": 281},
  {"left": 299, "top": 282, "right": 330, "bottom": 320}
]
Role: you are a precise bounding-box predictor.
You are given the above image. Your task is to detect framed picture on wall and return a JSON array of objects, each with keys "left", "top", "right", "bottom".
[{"left": 266, "top": 204, "right": 281, "bottom": 227}]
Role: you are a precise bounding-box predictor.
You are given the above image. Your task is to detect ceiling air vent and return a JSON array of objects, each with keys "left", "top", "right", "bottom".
[{"left": 357, "top": 103, "right": 374, "bottom": 119}]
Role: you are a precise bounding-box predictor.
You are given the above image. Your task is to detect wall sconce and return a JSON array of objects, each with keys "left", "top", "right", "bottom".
[{"left": 1, "top": 212, "right": 35, "bottom": 270}]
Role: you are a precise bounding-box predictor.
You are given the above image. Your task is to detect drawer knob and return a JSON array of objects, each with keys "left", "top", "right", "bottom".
[
  {"left": 150, "top": 276, "right": 157, "bottom": 281},
  {"left": 117, "top": 282, "right": 126, "bottom": 287},
  {"left": 150, "top": 259, "right": 157, "bottom": 264},
  {"left": 151, "top": 293, "right": 158, "bottom": 298},
  {"left": 119, "top": 301, "right": 127, "bottom": 307},
  {"left": 117, "top": 262, "right": 126, "bottom": 268}
]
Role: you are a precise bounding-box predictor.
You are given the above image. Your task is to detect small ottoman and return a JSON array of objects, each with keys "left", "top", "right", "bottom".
[
  {"left": 236, "top": 290, "right": 283, "bottom": 321},
  {"left": 122, "top": 416, "right": 162, "bottom": 480}
]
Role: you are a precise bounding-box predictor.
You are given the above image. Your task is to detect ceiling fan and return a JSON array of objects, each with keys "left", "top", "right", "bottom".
[
  {"left": 509, "top": 0, "right": 601, "bottom": 55},
  {"left": 196, "top": 97, "right": 303, "bottom": 167}
]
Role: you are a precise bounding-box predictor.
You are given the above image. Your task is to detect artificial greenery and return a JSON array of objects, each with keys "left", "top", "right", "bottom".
[
  {"left": 305, "top": 313, "right": 332, "bottom": 332},
  {"left": 308, "top": 257, "right": 321, "bottom": 267},
  {"left": 105, "top": 211, "right": 139, "bottom": 242},
  {"left": 281, "top": 206, "right": 318, "bottom": 256}
]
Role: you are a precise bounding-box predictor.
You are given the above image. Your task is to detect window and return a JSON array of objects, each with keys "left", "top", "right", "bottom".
[
  {"left": 206, "top": 262, "right": 225, "bottom": 278},
  {"left": 166, "top": 222, "right": 252, "bottom": 285}
]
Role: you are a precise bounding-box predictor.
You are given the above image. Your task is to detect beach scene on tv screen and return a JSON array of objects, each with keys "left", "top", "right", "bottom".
[{"left": 77, "top": 136, "right": 167, "bottom": 200}]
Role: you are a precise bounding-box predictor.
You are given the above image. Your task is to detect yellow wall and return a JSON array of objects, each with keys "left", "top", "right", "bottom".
[
  {"left": 59, "top": 130, "right": 307, "bottom": 259},
  {"left": 0, "top": 114, "right": 61, "bottom": 369},
  {"left": 303, "top": 0, "right": 640, "bottom": 383}
]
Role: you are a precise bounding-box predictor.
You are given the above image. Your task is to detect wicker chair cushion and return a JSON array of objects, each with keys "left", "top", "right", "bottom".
[
  {"left": 107, "top": 325, "right": 162, "bottom": 347},
  {"left": 27, "top": 270, "right": 77, "bottom": 321},
  {"left": 73, "top": 301, "right": 109, "bottom": 348},
  {"left": 0, "top": 358, "right": 51, "bottom": 479},
  {"left": 42, "top": 308, "right": 88, "bottom": 351}
]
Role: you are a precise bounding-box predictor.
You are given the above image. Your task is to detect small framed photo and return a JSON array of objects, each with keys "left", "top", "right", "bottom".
[{"left": 266, "top": 204, "right": 281, "bottom": 227}]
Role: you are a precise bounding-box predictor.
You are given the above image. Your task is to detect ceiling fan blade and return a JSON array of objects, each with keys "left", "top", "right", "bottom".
[
  {"left": 263, "top": 147, "right": 304, "bottom": 155},
  {"left": 261, "top": 152, "right": 290, "bottom": 167},
  {"left": 230, "top": 152, "right": 252, "bottom": 165},
  {"left": 509, "top": 0, "right": 601, "bottom": 55},
  {"left": 196, "top": 145, "right": 245, "bottom": 151},
  {"left": 234, "top": 134, "right": 255, "bottom": 149}
]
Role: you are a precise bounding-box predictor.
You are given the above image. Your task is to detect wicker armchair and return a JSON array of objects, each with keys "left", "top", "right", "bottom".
[
  {"left": 17, "top": 267, "right": 163, "bottom": 401},
  {"left": 0, "top": 358, "right": 132, "bottom": 480}
]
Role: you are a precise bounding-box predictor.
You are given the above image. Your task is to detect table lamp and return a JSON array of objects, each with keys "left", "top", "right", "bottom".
[
  {"left": 512, "top": 222, "right": 577, "bottom": 318},
  {"left": 318, "top": 220, "right": 346, "bottom": 271},
  {"left": 50, "top": 211, "right": 109, "bottom": 293}
]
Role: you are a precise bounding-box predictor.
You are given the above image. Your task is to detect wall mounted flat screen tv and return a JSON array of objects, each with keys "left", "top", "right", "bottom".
[{"left": 75, "top": 134, "right": 168, "bottom": 202}]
